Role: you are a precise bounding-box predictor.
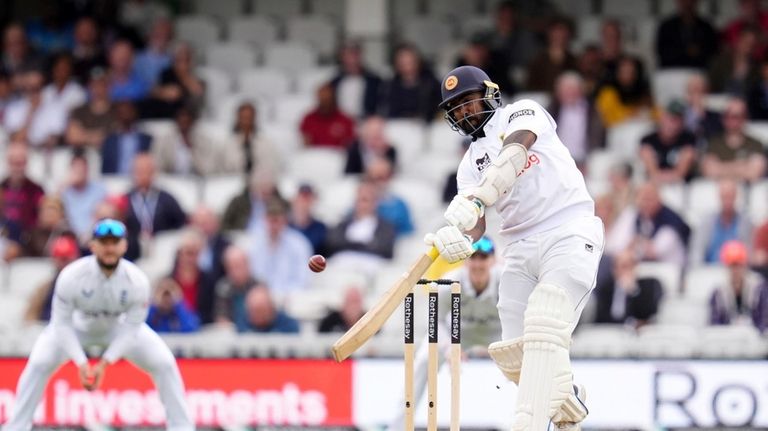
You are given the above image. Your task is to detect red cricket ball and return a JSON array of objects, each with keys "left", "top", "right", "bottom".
[{"left": 308, "top": 254, "right": 327, "bottom": 273}]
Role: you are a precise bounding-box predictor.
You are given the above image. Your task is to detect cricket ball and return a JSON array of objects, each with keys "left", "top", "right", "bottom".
[{"left": 308, "top": 254, "right": 327, "bottom": 273}]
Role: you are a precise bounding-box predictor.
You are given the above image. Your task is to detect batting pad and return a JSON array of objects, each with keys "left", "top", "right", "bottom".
[
  {"left": 512, "top": 283, "right": 574, "bottom": 431},
  {"left": 488, "top": 337, "right": 523, "bottom": 383}
]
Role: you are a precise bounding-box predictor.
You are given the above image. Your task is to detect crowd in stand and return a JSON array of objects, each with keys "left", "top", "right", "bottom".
[{"left": 1, "top": 0, "right": 768, "bottom": 343}]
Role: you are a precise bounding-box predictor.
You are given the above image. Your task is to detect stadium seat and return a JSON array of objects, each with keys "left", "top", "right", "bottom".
[
  {"left": 192, "top": 0, "right": 243, "bottom": 20},
  {"left": 101, "top": 175, "right": 132, "bottom": 195},
  {"left": 204, "top": 43, "right": 257, "bottom": 79},
  {"left": 175, "top": 15, "right": 220, "bottom": 54},
  {"left": 425, "top": 0, "right": 480, "bottom": 19},
  {"left": 457, "top": 15, "right": 492, "bottom": 39},
  {"left": 585, "top": 149, "right": 621, "bottom": 183},
  {"left": 575, "top": 16, "right": 603, "bottom": 45},
  {"left": 390, "top": 176, "right": 441, "bottom": 230},
  {"left": 401, "top": 17, "right": 454, "bottom": 60},
  {"left": 191, "top": 326, "right": 238, "bottom": 357},
  {"left": 263, "top": 43, "right": 318, "bottom": 74},
  {"left": 155, "top": 174, "right": 201, "bottom": 213},
  {"left": 252, "top": 0, "right": 304, "bottom": 20},
  {"left": 655, "top": 297, "right": 709, "bottom": 326},
  {"left": 294, "top": 66, "right": 336, "bottom": 96},
  {"left": 571, "top": 324, "right": 637, "bottom": 358},
  {"left": 201, "top": 175, "right": 245, "bottom": 215},
  {"left": 658, "top": 182, "right": 686, "bottom": 213},
  {"left": 652, "top": 68, "right": 699, "bottom": 108},
  {"left": 635, "top": 261, "right": 682, "bottom": 298},
  {"left": 383, "top": 120, "right": 428, "bottom": 171},
  {"left": 704, "top": 93, "right": 731, "bottom": 113},
  {"left": 146, "top": 230, "right": 187, "bottom": 275},
  {"left": 635, "top": 324, "right": 699, "bottom": 358},
  {"left": 286, "top": 16, "right": 338, "bottom": 60},
  {"left": 683, "top": 265, "right": 728, "bottom": 303},
  {"left": 745, "top": 120, "right": 768, "bottom": 146},
  {"left": 685, "top": 178, "right": 746, "bottom": 229},
  {"left": 511, "top": 92, "right": 551, "bottom": 108},
  {"left": 237, "top": 67, "right": 292, "bottom": 98},
  {"left": 227, "top": 16, "right": 279, "bottom": 48},
  {"left": 7, "top": 258, "right": 56, "bottom": 299},
  {"left": 314, "top": 176, "right": 358, "bottom": 225},
  {"left": 139, "top": 119, "right": 175, "bottom": 145},
  {"left": 606, "top": 119, "right": 655, "bottom": 162},
  {"left": 747, "top": 179, "right": 768, "bottom": 225},
  {"left": 0, "top": 293, "right": 28, "bottom": 332},
  {"left": 308, "top": 0, "right": 346, "bottom": 25},
  {"left": 601, "top": 0, "right": 651, "bottom": 17},
  {"left": 658, "top": 0, "right": 709, "bottom": 17},
  {"left": 272, "top": 93, "right": 315, "bottom": 129},
  {"left": 260, "top": 124, "right": 303, "bottom": 159},
  {"left": 25, "top": 149, "right": 46, "bottom": 186},
  {"left": 196, "top": 66, "right": 232, "bottom": 114},
  {"left": 548, "top": 0, "right": 594, "bottom": 16},
  {"left": 286, "top": 148, "right": 346, "bottom": 184},
  {"left": 160, "top": 333, "right": 197, "bottom": 358},
  {"left": 698, "top": 325, "right": 768, "bottom": 359}
]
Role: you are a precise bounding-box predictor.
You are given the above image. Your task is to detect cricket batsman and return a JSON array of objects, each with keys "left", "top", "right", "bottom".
[
  {"left": 424, "top": 65, "right": 604, "bottom": 430},
  {"left": 3, "top": 219, "right": 194, "bottom": 431}
]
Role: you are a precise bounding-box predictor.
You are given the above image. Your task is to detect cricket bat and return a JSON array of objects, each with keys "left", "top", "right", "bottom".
[{"left": 331, "top": 247, "right": 440, "bottom": 362}]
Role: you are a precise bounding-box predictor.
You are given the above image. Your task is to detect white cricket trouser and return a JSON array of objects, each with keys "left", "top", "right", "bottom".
[
  {"left": 4, "top": 323, "right": 193, "bottom": 431},
  {"left": 498, "top": 215, "right": 604, "bottom": 340}
]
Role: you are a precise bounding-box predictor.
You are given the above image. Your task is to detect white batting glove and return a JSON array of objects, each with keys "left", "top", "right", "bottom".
[
  {"left": 444, "top": 195, "right": 484, "bottom": 232},
  {"left": 424, "top": 226, "right": 474, "bottom": 263}
]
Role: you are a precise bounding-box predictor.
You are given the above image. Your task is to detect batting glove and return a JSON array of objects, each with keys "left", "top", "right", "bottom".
[
  {"left": 444, "top": 195, "right": 484, "bottom": 232},
  {"left": 424, "top": 226, "right": 474, "bottom": 263}
]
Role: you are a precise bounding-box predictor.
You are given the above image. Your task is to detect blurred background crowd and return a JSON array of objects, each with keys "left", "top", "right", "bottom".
[{"left": 0, "top": 0, "right": 767, "bottom": 359}]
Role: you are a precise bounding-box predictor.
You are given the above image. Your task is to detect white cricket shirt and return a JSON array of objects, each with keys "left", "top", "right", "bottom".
[
  {"left": 456, "top": 99, "right": 594, "bottom": 243},
  {"left": 50, "top": 255, "right": 151, "bottom": 365}
]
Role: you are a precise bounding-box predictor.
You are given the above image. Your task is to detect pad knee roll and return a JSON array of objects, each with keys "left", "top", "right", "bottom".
[{"left": 488, "top": 337, "right": 523, "bottom": 383}]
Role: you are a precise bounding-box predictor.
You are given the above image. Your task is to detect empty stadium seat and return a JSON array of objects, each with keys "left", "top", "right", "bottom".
[
  {"left": 390, "top": 176, "right": 441, "bottom": 230},
  {"left": 205, "top": 43, "right": 257, "bottom": 78},
  {"left": 585, "top": 149, "right": 621, "bottom": 183},
  {"left": 0, "top": 293, "right": 28, "bottom": 332},
  {"left": 272, "top": 93, "right": 315, "bottom": 128},
  {"left": 7, "top": 258, "right": 56, "bottom": 299},
  {"left": 227, "top": 16, "right": 280, "bottom": 48},
  {"left": 263, "top": 43, "right": 318, "bottom": 74},
  {"left": 175, "top": 15, "right": 220, "bottom": 53},
  {"left": 196, "top": 66, "right": 232, "bottom": 113},
  {"left": 601, "top": 0, "right": 651, "bottom": 17},
  {"left": 745, "top": 121, "right": 768, "bottom": 146},
  {"left": 571, "top": 324, "right": 637, "bottom": 358},
  {"left": 383, "top": 120, "right": 428, "bottom": 170},
  {"left": 308, "top": 0, "right": 346, "bottom": 24},
  {"left": 202, "top": 175, "right": 245, "bottom": 215},
  {"left": 698, "top": 325, "right": 768, "bottom": 359},
  {"left": 635, "top": 261, "right": 682, "bottom": 298},
  {"left": 655, "top": 298, "right": 709, "bottom": 326},
  {"left": 606, "top": 119, "right": 655, "bottom": 162},
  {"left": 575, "top": 16, "right": 603, "bottom": 45},
  {"left": 458, "top": 15, "right": 492, "bottom": 38},
  {"left": 685, "top": 178, "right": 747, "bottom": 229},
  {"left": 193, "top": 0, "right": 243, "bottom": 20},
  {"left": 237, "top": 67, "right": 292, "bottom": 98},
  {"left": 294, "top": 66, "right": 336, "bottom": 95},
  {"left": 252, "top": 0, "right": 304, "bottom": 20},
  {"left": 683, "top": 265, "right": 729, "bottom": 303},
  {"left": 314, "top": 176, "right": 358, "bottom": 225},
  {"left": 286, "top": 16, "right": 338, "bottom": 60},
  {"left": 287, "top": 148, "right": 345, "bottom": 184},
  {"left": 155, "top": 174, "right": 201, "bottom": 213},
  {"left": 101, "top": 175, "right": 132, "bottom": 195},
  {"left": 658, "top": 182, "right": 686, "bottom": 213},
  {"left": 146, "top": 230, "right": 187, "bottom": 275},
  {"left": 401, "top": 17, "right": 454, "bottom": 60},
  {"left": 635, "top": 324, "right": 699, "bottom": 358},
  {"left": 652, "top": 68, "right": 699, "bottom": 108},
  {"left": 747, "top": 180, "right": 768, "bottom": 225}
]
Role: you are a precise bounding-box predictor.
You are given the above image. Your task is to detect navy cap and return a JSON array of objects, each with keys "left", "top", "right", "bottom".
[
  {"left": 92, "top": 218, "right": 127, "bottom": 240},
  {"left": 439, "top": 66, "right": 495, "bottom": 110}
]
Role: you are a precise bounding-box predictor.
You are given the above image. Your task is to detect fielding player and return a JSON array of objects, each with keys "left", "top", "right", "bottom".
[
  {"left": 4, "top": 219, "right": 193, "bottom": 431},
  {"left": 424, "top": 66, "right": 604, "bottom": 430}
]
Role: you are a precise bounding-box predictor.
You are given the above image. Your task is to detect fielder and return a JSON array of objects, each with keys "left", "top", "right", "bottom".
[
  {"left": 424, "top": 66, "right": 604, "bottom": 430},
  {"left": 3, "top": 219, "right": 193, "bottom": 431}
]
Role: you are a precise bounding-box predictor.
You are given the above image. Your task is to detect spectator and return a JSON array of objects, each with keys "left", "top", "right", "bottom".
[
  {"left": 22, "top": 196, "right": 72, "bottom": 257},
  {"left": 1, "top": 142, "right": 45, "bottom": 233},
  {"left": 378, "top": 43, "right": 441, "bottom": 122},
  {"left": 656, "top": 0, "right": 718, "bottom": 68},
  {"left": 722, "top": 0, "right": 768, "bottom": 60},
  {"left": 599, "top": 19, "right": 626, "bottom": 84},
  {"left": 0, "top": 191, "right": 22, "bottom": 262},
  {"left": 124, "top": 154, "right": 186, "bottom": 241},
  {"left": 143, "top": 42, "right": 205, "bottom": 119},
  {"left": 708, "top": 27, "right": 758, "bottom": 97},
  {"left": 241, "top": 284, "right": 300, "bottom": 334},
  {"left": 548, "top": 72, "right": 605, "bottom": 169},
  {"left": 61, "top": 150, "right": 107, "bottom": 242},
  {"left": 214, "top": 246, "right": 257, "bottom": 328},
  {"left": 134, "top": 18, "right": 173, "bottom": 86},
  {"left": 576, "top": 45, "right": 603, "bottom": 98},
  {"left": 22, "top": 235, "right": 80, "bottom": 322},
  {"left": 2, "top": 23, "right": 42, "bottom": 77},
  {"left": 107, "top": 39, "right": 150, "bottom": 102},
  {"left": 42, "top": 54, "right": 86, "bottom": 115},
  {"left": 190, "top": 206, "right": 230, "bottom": 284},
  {"left": 152, "top": 106, "right": 207, "bottom": 175},
  {"left": 288, "top": 184, "right": 327, "bottom": 255},
  {"left": 633, "top": 182, "right": 691, "bottom": 267},
  {"left": 146, "top": 277, "right": 201, "bottom": 333},
  {"left": 525, "top": 16, "right": 577, "bottom": 92},
  {"left": 4, "top": 69, "right": 67, "bottom": 147},
  {"left": 754, "top": 219, "right": 768, "bottom": 268},
  {"left": 120, "top": 0, "right": 171, "bottom": 36},
  {"left": 441, "top": 140, "right": 472, "bottom": 204},
  {"left": 318, "top": 286, "right": 366, "bottom": 333},
  {"left": 331, "top": 40, "right": 382, "bottom": 118},
  {"left": 100, "top": 101, "right": 152, "bottom": 174},
  {"left": 597, "top": 164, "right": 637, "bottom": 257},
  {"left": 593, "top": 249, "right": 663, "bottom": 327},
  {"left": 221, "top": 170, "right": 281, "bottom": 231},
  {"left": 299, "top": 82, "right": 356, "bottom": 149},
  {"left": 709, "top": 240, "right": 768, "bottom": 331},
  {"left": 482, "top": 1, "right": 539, "bottom": 70},
  {"left": 24, "top": 3, "right": 72, "bottom": 54},
  {"left": 747, "top": 58, "right": 768, "bottom": 120},
  {"left": 639, "top": 101, "right": 697, "bottom": 184},
  {"left": 344, "top": 115, "right": 397, "bottom": 174},
  {"left": 221, "top": 101, "right": 280, "bottom": 175},
  {"left": 325, "top": 180, "right": 397, "bottom": 267},
  {"left": 71, "top": 17, "right": 107, "bottom": 84},
  {"left": 456, "top": 33, "right": 514, "bottom": 95},
  {"left": 248, "top": 197, "right": 312, "bottom": 298},
  {"left": 66, "top": 67, "right": 117, "bottom": 148},
  {"left": 700, "top": 98, "right": 766, "bottom": 183},
  {"left": 608, "top": 162, "right": 636, "bottom": 216},
  {"left": 168, "top": 229, "right": 216, "bottom": 324},
  {"left": 0, "top": 71, "right": 13, "bottom": 120},
  {"left": 595, "top": 56, "right": 653, "bottom": 127},
  {"left": 683, "top": 73, "right": 723, "bottom": 147},
  {"left": 366, "top": 157, "right": 414, "bottom": 236},
  {"left": 697, "top": 179, "right": 752, "bottom": 264}
]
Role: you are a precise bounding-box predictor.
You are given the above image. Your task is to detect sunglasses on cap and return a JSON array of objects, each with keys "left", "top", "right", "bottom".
[
  {"left": 92, "top": 219, "right": 127, "bottom": 239},
  {"left": 472, "top": 236, "right": 495, "bottom": 255}
]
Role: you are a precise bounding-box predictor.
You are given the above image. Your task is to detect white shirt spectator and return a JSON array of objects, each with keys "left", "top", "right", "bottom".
[
  {"left": 248, "top": 225, "right": 312, "bottom": 297},
  {"left": 42, "top": 81, "right": 87, "bottom": 114},
  {"left": 3, "top": 98, "right": 67, "bottom": 146}
]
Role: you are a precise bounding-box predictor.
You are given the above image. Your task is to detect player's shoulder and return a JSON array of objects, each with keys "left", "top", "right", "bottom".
[
  {"left": 58, "top": 256, "right": 96, "bottom": 279},
  {"left": 119, "top": 259, "right": 151, "bottom": 288},
  {"left": 503, "top": 98, "right": 548, "bottom": 118}
]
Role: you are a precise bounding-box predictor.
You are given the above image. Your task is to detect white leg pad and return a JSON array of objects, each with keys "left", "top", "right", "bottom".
[
  {"left": 512, "top": 283, "right": 574, "bottom": 431},
  {"left": 488, "top": 337, "right": 524, "bottom": 383}
]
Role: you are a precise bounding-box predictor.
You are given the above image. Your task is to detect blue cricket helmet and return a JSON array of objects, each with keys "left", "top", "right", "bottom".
[{"left": 438, "top": 66, "right": 501, "bottom": 137}]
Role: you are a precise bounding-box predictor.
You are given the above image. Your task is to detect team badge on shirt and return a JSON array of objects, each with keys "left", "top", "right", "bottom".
[
  {"left": 475, "top": 153, "right": 491, "bottom": 172},
  {"left": 120, "top": 290, "right": 128, "bottom": 306},
  {"left": 82, "top": 288, "right": 94, "bottom": 298}
]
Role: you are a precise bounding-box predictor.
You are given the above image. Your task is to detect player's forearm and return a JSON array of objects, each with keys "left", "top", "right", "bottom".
[
  {"left": 464, "top": 216, "right": 486, "bottom": 243},
  {"left": 503, "top": 130, "right": 537, "bottom": 150},
  {"left": 51, "top": 322, "right": 88, "bottom": 366}
]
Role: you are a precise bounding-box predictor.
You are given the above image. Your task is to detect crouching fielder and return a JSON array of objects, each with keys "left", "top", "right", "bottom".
[
  {"left": 3, "top": 219, "right": 193, "bottom": 431},
  {"left": 425, "top": 66, "right": 604, "bottom": 430}
]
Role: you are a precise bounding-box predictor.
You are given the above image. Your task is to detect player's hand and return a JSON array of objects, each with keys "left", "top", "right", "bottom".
[
  {"left": 444, "top": 195, "right": 484, "bottom": 232},
  {"left": 89, "top": 360, "right": 108, "bottom": 391},
  {"left": 79, "top": 363, "right": 95, "bottom": 390},
  {"left": 424, "top": 226, "right": 473, "bottom": 263}
]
